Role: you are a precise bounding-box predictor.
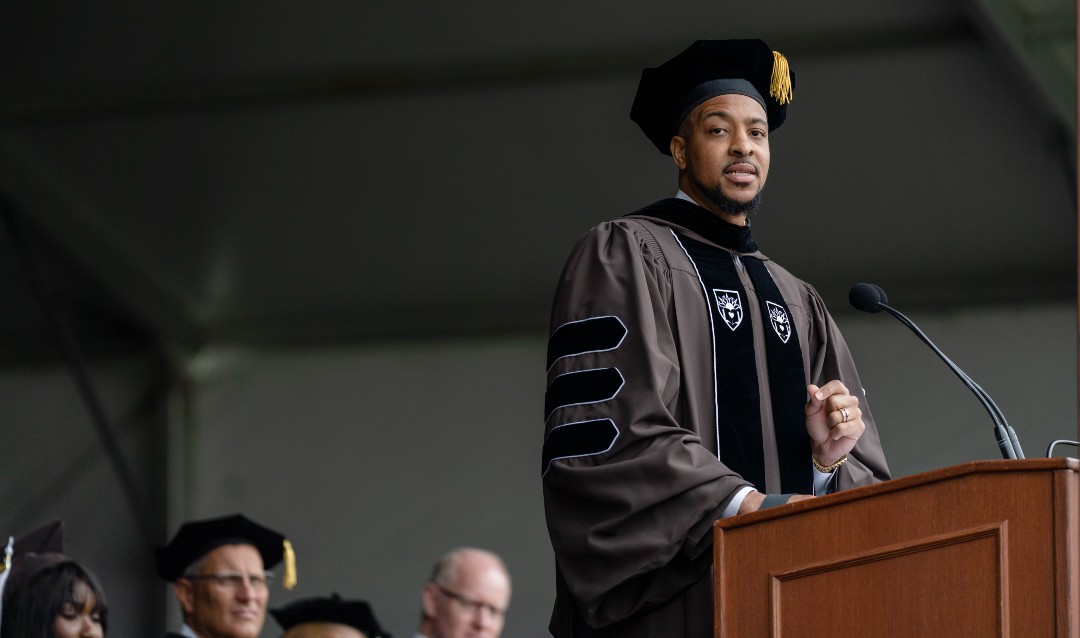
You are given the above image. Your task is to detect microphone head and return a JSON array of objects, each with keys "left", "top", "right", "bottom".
[
  {"left": 849, "top": 283, "right": 887, "bottom": 313},
  {"left": 872, "top": 284, "right": 889, "bottom": 305}
]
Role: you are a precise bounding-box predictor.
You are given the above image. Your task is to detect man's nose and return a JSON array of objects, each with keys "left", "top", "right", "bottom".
[
  {"left": 236, "top": 578, "right": 257, "bottom": 599},
  {"left": 470, "top": 606, "right": 498, "bottom": 629},
  {"left": 729, "top": 129, "right": 753, "bottom": 156}
]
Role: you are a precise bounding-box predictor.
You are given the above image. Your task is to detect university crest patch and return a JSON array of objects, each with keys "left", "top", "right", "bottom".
[
  {"left": 766, "top": 301, "right": 791, "bottom": 343},
  {"left": 713, "top": 289, "right": 743, "bottom": 331}
]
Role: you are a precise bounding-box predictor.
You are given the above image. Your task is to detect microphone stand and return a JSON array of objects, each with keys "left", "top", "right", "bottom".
[{"left": 877, "top": 302, "right": 1023, "bottom": 460}]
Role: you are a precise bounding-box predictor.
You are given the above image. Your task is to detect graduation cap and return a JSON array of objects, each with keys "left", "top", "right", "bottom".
[
  {"left": 1, "top": 520, "right": 72, "bottom": 595},
  {"left": 630, "top": 39, "right": 795, "bottom": 155},
  {"left": 155, "top": 513, "right": 296, "bottom": 590},
  {"left": 0, "top": 521, "right": 75, "bottom": 633},
  {"left": 270, "top": 594, "right": 391, "bottom": 638}
]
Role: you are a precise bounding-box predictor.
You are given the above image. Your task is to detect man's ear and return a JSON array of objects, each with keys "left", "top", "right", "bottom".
[
  {"left": 421, "top": 582, "right": 439, "bottom": 619},
  {"left": 175, "top": 579, "right": 196, "bottom": 615},
  {"left": 670, "top": 136, "right": 687, "bottom": 170}
]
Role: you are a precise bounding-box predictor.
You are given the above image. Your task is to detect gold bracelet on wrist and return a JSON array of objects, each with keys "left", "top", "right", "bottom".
[{"left": 812, "top": 454, "right": 848, "bottom": 473}]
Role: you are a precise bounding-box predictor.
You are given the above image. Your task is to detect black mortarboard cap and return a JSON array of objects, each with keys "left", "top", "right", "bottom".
[
  {"left": 155, "top": 513, "right": 296, "bottom": 589},
  {"left": 270, "top": 594, "right": 391, "bottom": 638},
  {"left": 1, "top": 521, "right": 74, "bottom": 610},
  {"left": 630, "top": 39, "right": 795, "bottom": 155}
]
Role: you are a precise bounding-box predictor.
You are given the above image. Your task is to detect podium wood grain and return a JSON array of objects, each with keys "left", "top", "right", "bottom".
[{"left": 713, "top": 458, "right": 1079, "bottom": 637}]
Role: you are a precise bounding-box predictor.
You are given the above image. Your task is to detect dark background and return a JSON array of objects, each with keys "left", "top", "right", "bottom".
[{"left": 0, "top": 2, "right": 1075, "bottom": 637}]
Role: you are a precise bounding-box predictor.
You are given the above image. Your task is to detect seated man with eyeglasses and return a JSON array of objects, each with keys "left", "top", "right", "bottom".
[
  {"left": 417, "top": 548, "right": 511, "bottom": 638},
  {"left": 155, "top": 513, "right": 297, "bottom": 638}
]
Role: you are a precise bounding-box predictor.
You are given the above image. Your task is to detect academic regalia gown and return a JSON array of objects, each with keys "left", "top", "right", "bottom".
[{"left": 542, "top": 199, "right": 890, "bottom": 637}]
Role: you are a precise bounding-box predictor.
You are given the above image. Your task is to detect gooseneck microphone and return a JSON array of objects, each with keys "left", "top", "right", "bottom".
[{"left": 849, "top": 283, "right": 1024, "bottom": 460}]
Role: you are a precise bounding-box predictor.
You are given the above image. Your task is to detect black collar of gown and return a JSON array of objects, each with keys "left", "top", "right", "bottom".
[{"left": 627, "top": 197, "right": 758, "bottom": 254}]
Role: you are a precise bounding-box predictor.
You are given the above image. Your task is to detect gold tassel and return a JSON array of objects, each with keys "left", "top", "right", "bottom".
[
  {"left": 770, "top": 50, "right": 793, "bottom": 105},
  {"left": 282, "top": 539, "right": 297, "bottom": 590}
]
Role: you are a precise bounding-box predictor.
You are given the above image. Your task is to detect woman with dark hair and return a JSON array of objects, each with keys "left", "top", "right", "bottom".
[
  {"left": 1, "top": 560, "right": 108, "bottom": 638},
  {"left": 0, "top": 521, "right": 108, "bottom": 638}
]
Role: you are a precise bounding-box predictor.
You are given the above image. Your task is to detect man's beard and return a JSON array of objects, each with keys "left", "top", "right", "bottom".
[{"left": 694, "top": 177, "right": 764, "bottom": 216}]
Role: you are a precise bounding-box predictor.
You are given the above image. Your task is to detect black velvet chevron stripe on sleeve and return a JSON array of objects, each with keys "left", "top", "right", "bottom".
[
  {"left": 544, "top": 367, "right": 624, "bottom": 422},
  {"left": 541, "top": 418, "right": 619, "bottom": 475},
  {"left": 546, "top": 316, "right": 627, "bottom": 370}
]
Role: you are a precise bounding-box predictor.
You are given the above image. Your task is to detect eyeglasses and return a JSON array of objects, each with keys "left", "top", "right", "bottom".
[
  {"left": 437, "top": 585, "right": 507, "bottom": 619},
  {"left": 183, "top": 571, "right": 275, "bottom": 591}
]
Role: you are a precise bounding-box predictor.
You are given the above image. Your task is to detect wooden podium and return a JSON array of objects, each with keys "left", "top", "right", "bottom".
[{"left": 713, "top": 458, "right": 1079, "bottom": 637}]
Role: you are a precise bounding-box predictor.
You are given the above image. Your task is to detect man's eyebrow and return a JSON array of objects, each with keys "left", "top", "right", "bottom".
[
  {"left": 701, "top": 109, "right": 733, "bottom": 121},
  {"left": 701, "top": 110, "right": 767, "bottom": 126}
]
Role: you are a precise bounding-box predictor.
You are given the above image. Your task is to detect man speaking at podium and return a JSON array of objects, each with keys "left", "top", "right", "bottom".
[{"left": 541, "top": 39, "right": 891, "bottom": 637}]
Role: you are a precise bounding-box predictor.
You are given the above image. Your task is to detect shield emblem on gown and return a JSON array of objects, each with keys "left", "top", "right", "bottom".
[
  {"left": 767, "top": 301, "right": 792, "bottom": 343},
  {"left": 713, "top": 289, "right": 743, "bottom": 331}
]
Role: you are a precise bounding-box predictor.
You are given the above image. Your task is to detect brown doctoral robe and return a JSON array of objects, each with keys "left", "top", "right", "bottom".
[{"left": 542, "top": 198, "right": 890, "bottom": 637}]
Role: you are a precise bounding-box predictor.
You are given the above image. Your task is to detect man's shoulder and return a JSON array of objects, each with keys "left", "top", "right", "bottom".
[
  {"left": 577, "top": 199, "right": 686, "bottom": 238},
  {"left": 573, "top": 198, "right": 682, "bottom": 229},
  {"left": 763, "top": 258, "right": 823, "bottom": 309},
  {"left": 572, "top": 214, "right": 678, "bottom": 258},
  {"left": 572, "top": 215, "right": 657, "bottom": 246},
  {"left": 618, "top": 197, "right": 692, "bottom": 228}
]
